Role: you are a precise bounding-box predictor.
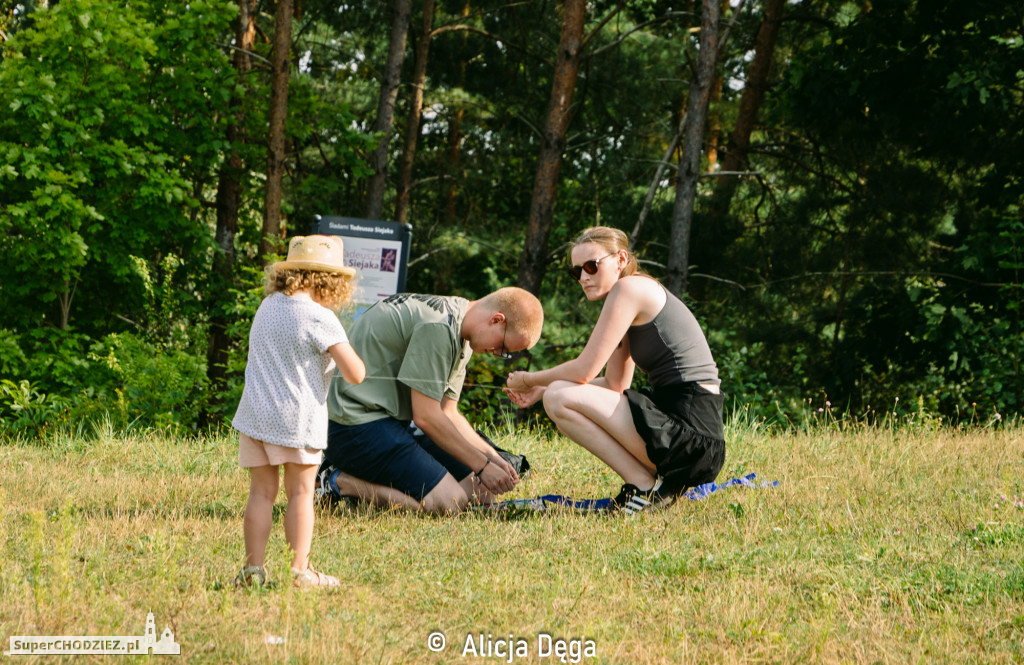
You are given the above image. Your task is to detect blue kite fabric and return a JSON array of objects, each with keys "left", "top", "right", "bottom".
[
  {"left": 479, "top": 473, "right": 778, "bottom": 513},
  {"left": 680, "top": 473, "right": 779, "bottom": 500}
]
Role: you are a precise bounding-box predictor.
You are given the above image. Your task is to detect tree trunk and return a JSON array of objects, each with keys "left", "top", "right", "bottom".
[
  {"left": 261, "top": 0, "right": 293, "bottom": 263},
  {"left": 444, "top": 1, "right": 471, "bottom": 226},
  {"left": 691, "top": 0, "right": 784, "bottom": 300},
  {"left": 207, "top": 0, "right": 254, "bottom": 402},
  {"left": 712, "top": 0, "right": 784, "bottom": 209},
  {"left": 629, "top": 113, "right": 686, "bottom": 250},
  {"left": 394, "top": 0, "right": 435, "bottom": 224},
  {"left": 59, "top": 278, "right": 74, "bottom": 330},
  {"left": 705, "top": 0, "right": 729, "bottom": 172},
  {"left": 444, "top": 109, "right": 465, "bottom": 225},
  {"left": 365, "top": 0, "right": 412, "bottom": 221},
  {"left": 706, "top": 71, "right": 724, "bottom": 172},
  {"left": 665, "top": 0, "right": 719, "bottom": 296},
  {"left": 516, "top": 0, "right": 587, "bottom": 295}
]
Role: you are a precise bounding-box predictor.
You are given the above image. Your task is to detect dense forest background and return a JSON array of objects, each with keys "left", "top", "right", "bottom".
[{"left": 1, "top": 0, "right": 1021, "bottom": 435}]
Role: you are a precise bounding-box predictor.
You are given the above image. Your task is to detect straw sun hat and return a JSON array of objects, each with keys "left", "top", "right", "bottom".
[{"left": 270, "top": 235, "right": 355, "bottom": 277}]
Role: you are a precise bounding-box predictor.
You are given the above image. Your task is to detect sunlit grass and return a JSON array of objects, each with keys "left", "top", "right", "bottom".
[{"left": 1, "top": 418, "right": 1022, "bottom": 664}]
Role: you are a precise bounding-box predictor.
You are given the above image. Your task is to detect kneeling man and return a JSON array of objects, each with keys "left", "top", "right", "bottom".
[{"left": 322, "top": 287, "right": 543, "bottom": 513}]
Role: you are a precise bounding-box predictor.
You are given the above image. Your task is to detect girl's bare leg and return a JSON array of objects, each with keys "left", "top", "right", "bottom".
[{"left": 243, "top": 465, "right": 280, "bottom": 567}]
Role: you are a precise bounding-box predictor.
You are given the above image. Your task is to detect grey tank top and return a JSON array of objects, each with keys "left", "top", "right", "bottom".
[{"left": 626, "top": 286, "right": 719, "bottom": 387}]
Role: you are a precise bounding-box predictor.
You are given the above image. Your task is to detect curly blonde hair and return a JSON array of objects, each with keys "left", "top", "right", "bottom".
[{"left": 264, "top": 268, "right": 356, "bottom": 311}]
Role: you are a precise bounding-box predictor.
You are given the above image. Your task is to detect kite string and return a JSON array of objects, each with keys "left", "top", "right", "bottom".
[{"left": 344, "top": 374, "right": 513, "bottom": 391}]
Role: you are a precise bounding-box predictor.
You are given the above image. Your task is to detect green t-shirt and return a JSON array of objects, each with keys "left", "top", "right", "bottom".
[{"left": 327, "top": 294, "right": 472, "bottom": 426}]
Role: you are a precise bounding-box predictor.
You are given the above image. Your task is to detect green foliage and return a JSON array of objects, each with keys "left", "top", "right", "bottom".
[
  {"left": 0, "top": 1, "right": 167, "bottom": 323},
  {"left": 0, "top": 379, "right": 68, "bottom": 439},
  {"left": 0, "top": 251, "right": 213, "bottom": 436},
  {"left": 88, "top": 332, "right": 208, "bottom": 431},
  {"left": 0, "top": 0, "right": 236, "bottom": 336},
  {"left": 710, "top": 331, "right": 804, "bottom": 422},
  {"left": 689, "top": 0, "right": 1024, "bottom": 422},
  {"left": 894, "top": 278, "right": 1022, "bottom": 416},
  {"left": 1, "top": 0, "right": 1022, "bottom": 434},
  {"left": 0, "top": 332, "right": 208, "bottom": 438},
  {"left": 0, "top": 329, "right": 28, "bottom": 377}
]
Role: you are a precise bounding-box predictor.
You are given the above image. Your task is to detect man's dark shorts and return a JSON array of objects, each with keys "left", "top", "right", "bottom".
[{"left": 325, "top": 417, "right": 473, "bottom": 501}]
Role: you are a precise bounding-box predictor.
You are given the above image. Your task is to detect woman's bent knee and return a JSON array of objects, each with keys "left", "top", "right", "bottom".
[{"left": 542, "top": 380, "right": 576, "bottom": 415}]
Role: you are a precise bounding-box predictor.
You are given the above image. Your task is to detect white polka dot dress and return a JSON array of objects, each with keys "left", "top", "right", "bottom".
[{"left": 232, "top": 292, "right": 348, "bottom": 449}]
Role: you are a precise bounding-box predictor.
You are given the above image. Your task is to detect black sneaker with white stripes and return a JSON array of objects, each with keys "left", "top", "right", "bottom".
[
  {"left": 610, "top": 477, "right": 673, "bottom": 515},
  {"left": 314, "top": 459, "right": 338, "bottom": 505}
]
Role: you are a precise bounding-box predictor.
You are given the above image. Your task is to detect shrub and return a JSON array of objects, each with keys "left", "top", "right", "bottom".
[
  {"left": 0, "top": 379, "right": 68, "bottom": 439},
  {"left": 88, "top": 332, "right": 208, "bottom": 431}
]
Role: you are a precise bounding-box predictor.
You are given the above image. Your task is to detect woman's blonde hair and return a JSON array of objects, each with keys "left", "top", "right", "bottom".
[
  {"left": 571, "top": 226, "right": 647, "bottom": 278},
  {"left": 264, "top": 268, "right": 356, "bottom": 311}
]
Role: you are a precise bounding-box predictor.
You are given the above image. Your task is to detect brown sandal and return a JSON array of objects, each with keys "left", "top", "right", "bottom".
[{"left": 291, "top": 567, "right": 340, "bottom": 589}]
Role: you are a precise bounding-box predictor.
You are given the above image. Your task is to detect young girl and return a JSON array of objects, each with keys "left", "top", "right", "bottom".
[
  {"left": 505, "top": 226, "right": 725, "bottom": 515},
  {"left": 232, "top": 235, "right": 365, "bottom": 588}
]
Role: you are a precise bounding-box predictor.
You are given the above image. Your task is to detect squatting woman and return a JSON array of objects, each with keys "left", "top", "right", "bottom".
[{"left": 505, "top": 226, "right": 725, "bottom": 514}]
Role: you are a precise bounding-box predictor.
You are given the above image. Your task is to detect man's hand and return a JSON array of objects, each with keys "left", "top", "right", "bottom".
[
  {"left": 476, "top": 453, "right": 518, "bottom": 495},
  {"left": 413, "top": 390, "right": 522, "bottom": 497}
]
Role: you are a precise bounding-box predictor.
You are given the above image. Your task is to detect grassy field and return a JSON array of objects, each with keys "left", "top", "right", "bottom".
[{"left": 1, "top": 417, "right": 1022, "bottom": 664}]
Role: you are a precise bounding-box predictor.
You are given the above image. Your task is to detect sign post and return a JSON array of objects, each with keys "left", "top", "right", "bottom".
[{"left": 311, "top": 215, "right": 412, "bottom": 322}]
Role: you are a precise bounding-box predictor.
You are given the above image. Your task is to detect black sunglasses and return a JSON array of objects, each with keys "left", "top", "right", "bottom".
[
  {"left": 568, "top": 252, "right": 616, "bottom": 281},
  {"left": 498, "top": 320, "right": 512, "bottom": 360}
]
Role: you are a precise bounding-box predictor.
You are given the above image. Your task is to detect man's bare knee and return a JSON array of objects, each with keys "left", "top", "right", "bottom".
[
  {"left": 460, "top": 475, "right": 495, "bottom": 505},
  {"left": 421, "top": 473, "right": 469, "bottom": 514}
]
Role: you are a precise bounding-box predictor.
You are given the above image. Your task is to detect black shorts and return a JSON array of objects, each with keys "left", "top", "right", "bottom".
[
  {"left": 325, "top": 417, "right": 473, "bottom": 501},
  {"left": 625, "top": 382, "right": 726, "bottom": 496}
]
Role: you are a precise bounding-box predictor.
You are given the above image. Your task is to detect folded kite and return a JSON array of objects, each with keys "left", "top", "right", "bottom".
[{"left": 478, "top": 473, "right": 778, "bottom": 513}]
